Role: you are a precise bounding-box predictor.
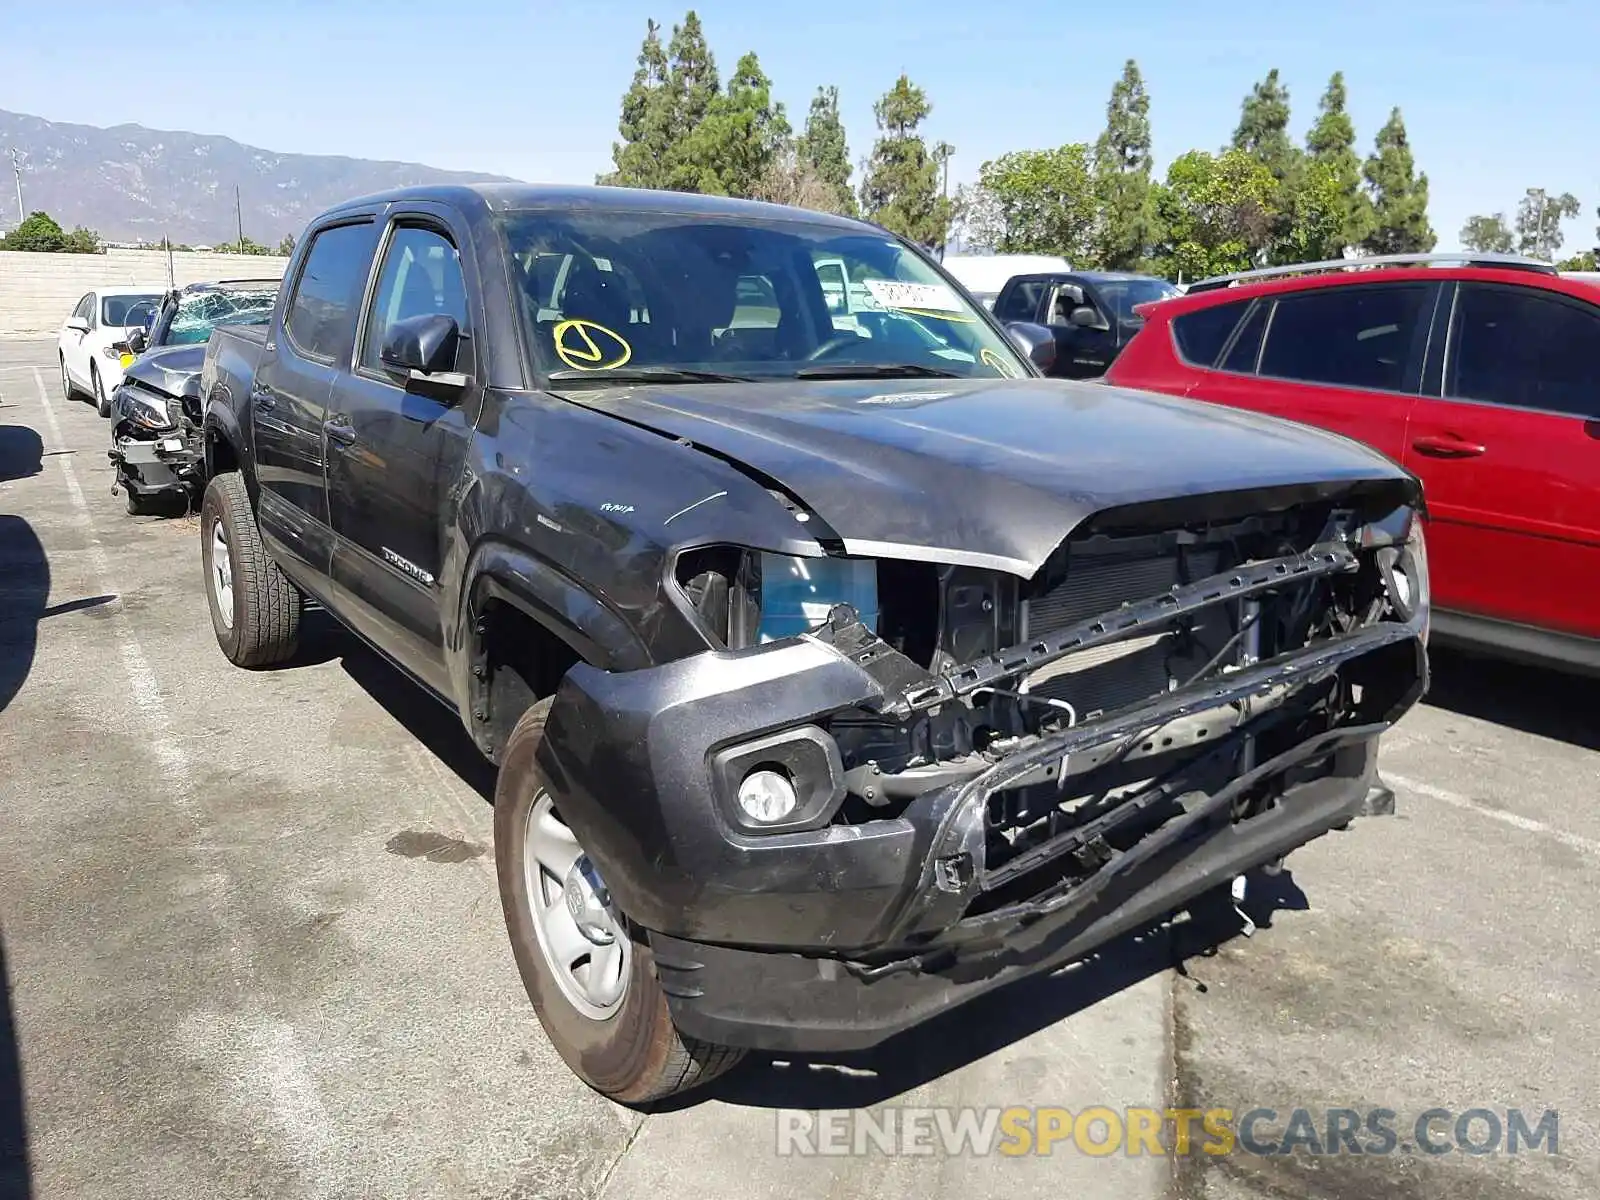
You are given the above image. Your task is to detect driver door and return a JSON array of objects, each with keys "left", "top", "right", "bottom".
[
  {"left": 62, "top": 293, "right": 95, "bottom": 386},
  {"left": 1047, "top": 283, "right": 1116, "bottom": 378}
]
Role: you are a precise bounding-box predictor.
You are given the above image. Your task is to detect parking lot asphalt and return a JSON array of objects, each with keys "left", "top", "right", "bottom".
[{"left": 0, "top": 333, "right": 1595, "bottom": 1199}]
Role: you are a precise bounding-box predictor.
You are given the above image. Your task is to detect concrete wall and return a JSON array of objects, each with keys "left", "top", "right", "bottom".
[{"left": 0, "top": 250, "right": 290, "bottom": 334}]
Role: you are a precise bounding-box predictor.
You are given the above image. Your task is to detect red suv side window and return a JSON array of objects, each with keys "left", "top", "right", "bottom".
[
  {"left": 1257, "top": 284, "right": 1432, "bottom": 394},
  {"left": 1448, "top": 283, "right": 1600, "bottom": 417}
]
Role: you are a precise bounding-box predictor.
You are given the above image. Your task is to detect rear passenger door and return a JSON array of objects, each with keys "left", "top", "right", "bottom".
[
  {"left": 324, "top": 210, "right": 479, "bottom": 695},
  {"left": 1403, "top": 281, "right": 1600, "bottom": 637},
  {"left": 1235, "top": 282, "right": 1439, "bottom": 462},
  {"left": 252, "top": 217, "right": 380, "bottom": 581}
]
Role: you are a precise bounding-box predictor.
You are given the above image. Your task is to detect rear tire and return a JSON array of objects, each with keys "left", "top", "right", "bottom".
[
  {"left": 92, "top": 363, "right": 110, "bottom": 417},
  {"left": 124, "top": 486, "right": 153, "bottom": 516},
  {"left": 200, "top": 471, "right": 300, "bottom": 667},
  {"left": 495, "top": 699, "right": 744, "bottom": 1105}
]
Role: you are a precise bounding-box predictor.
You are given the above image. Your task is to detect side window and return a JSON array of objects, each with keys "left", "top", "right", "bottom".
[
  {"left": 1220, "top": 302, "right": 1268, "bottom": 373},
  {"left": 996, "top": 280, "right": 1045, "bottom": 322},
  {"left": 284, "top": 221, "right": 376, "bottom": 362},
  {"left": 1258, "top": 284, "right": 1429, "bottom": 393},
  {"left": 814, "top": 260, "right": 848, "bottom": 317},
  {"left": 1448, "top": 284, "right": 1600, "bottom": 417},
  {"left": 726, "top": 275, "right": 780, "bottom": 330},
  {"left": 72, "top": 294, "right": 93, "bottom": 322},
  {"left": 1171, "top": 299, "right": 1249, "bottom": 367},
  {"left": 360, "top": 225, "right": 468, "bottom": 373}
]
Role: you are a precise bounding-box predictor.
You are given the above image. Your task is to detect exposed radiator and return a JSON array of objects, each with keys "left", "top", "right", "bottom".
[{"left": 1021, "top": 549, "right": 1231, "bottom": 717}]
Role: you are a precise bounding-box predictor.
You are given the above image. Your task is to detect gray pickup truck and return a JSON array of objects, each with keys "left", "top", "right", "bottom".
[{"left": 197, "top": 183, "right": 1429, "bottom": 1104}]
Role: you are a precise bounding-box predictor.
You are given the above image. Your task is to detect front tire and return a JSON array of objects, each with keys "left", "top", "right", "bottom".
[
  {"left": 200, "top": 471, "right": 301, "bottom": 666},
  {"left": 59, "top": 355, "right": 80, "bottom": 401},
  {"left": 92, "top": 363, "right": 110, "bottom": 417},
  {"left": 495, "top": 699, "right": 744, "bottom": 1105}
]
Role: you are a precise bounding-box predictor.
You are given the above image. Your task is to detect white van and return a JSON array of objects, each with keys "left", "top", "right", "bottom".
[{"left": 940, "top": 254, "right": 1072, "bottom": 310}]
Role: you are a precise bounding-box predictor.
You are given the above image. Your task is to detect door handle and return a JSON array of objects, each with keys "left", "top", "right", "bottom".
[
  {"left": 1411, "top": 434, "right": 1486, "bottom": 458},
  {"left": 324, "top": 418, "right": 357, "bottom": 447}
]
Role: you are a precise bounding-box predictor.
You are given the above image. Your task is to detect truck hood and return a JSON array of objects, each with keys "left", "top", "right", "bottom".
[
  {"left": 123, "top": 343, "right": 205, "bottom": 398},
  {"left": 556, "top": 376, "right": 1412, "bottom": 577}
]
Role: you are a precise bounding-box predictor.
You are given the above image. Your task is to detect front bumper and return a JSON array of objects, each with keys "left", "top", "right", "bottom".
[
  {"left": 108, "top": 401, "right": 202, "bottom": 497},
  {"left": 538, "top": 599, "right": 1426, "bottom": 1051}
]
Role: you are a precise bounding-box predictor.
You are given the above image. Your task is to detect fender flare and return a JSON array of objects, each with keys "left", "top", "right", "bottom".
[
  {"left": 449, "top": 539, "right": 653, "bottom": 754},
  {"left": 201, "top": 402, "right": 253, "bottom": 495}
]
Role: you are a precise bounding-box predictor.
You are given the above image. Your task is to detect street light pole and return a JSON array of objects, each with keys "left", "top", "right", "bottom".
[{"left": 6, "top": 148, "right": 25, "bottom": 228}]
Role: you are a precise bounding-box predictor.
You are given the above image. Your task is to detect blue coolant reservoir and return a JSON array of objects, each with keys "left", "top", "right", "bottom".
[{"left": 756, "top": 555, "right": 879, "bottom": 643}]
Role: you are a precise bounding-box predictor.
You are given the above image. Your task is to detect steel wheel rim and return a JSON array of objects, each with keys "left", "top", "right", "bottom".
[
  {"left": 524, "top": 790, "right": 629, "bottom": 1020},
  {"left": 210, "top": 518, "right": 235, "bottom": 628}
]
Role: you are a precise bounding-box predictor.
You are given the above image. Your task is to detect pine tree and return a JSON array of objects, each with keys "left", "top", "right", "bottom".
[
  {"left": 602, "top": 18, "right": 673, "bottom": 188},
  {"left": 796, "top": 86, "right": 856, "bottom": 217},
  {"left": 1305, "top": 72, "right": 1371, "bottom": 253},
  {"left": 1232, "top": 69, "right": 1296, "bottom": 181},
  {"left": 1361, "top": 108, "right": 1436, "bottom": 255},
  {"left": 1091, "top": 60, "right": 1157, "bottom": 269},
  {"left": 859, "top": 75, "right": 954, "bottom": 249},
  {"left": 659, "top": 10, "right": 722, "bottom": 192},
  {"left": 682, "top": 53, "right": 790, "bottom": 198}
]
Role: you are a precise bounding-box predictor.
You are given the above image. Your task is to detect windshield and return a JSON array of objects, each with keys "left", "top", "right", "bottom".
[
  {"left": 159, "top": 287, "right": 278, "bottom": 346},
  {"left": 1097, "top": 278, "right": 1180, "bottom": 323},
  {"left": 102, "top": 294, "right": 161, "bottom": 327},
  {"left": 502, "top": 210, "right": 1031, "bottom": 382}
]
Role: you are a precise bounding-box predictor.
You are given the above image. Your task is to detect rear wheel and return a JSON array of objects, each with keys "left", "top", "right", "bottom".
[
  {"left": 200, "top": 471, "right": 301, "bottom": 666},
  {"left": 495, "top": 699, "right": 744, "bottom": 1104}
]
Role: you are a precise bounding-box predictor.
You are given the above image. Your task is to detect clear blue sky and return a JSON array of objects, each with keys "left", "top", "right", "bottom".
[{"left": 5, "top": 0, "right": 1597, "bottom": 255}]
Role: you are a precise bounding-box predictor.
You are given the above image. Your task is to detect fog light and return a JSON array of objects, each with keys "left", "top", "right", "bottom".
[{"left": 736, "top": 768, "right": 797, "bottom": 824}]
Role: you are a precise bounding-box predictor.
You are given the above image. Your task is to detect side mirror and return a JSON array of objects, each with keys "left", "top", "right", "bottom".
[
  {"left": 380, "top": 314, "right": 462, "bottom": 379},
  {"left": 66, "top": 317, "right": 89, "bottom": 335},
  {"left": 125, "top": 327, "right": 147, "bottom": 354},
  {"left": 1004, "top": 322, "right": 1058, "bottom": 374},
  {"left": 1069, "top": 305, "right": 1107, "bottom": 330}
]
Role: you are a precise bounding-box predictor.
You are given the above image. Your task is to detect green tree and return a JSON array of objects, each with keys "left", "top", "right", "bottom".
[
  {"left": 1460, "top": 213, "right": 1515, "bottom": 254},
  {"left": 1232, "top": 69, "right": 1296, "bottom": 181},
  {"left": 966, "top": 145, "right": 1096, "bottom": 259},
  {"left": 1152, "top": 149, "right": 1279, "bottom": 280},
  {"left": 1361, "top": 108, "right": 1435, "bottom": 254},
  {"left": 1270, "top": 158, "right": 1346, "bottom": 265},
  {"left": 795, "top": 86, "right": 856, "bottom": 216},
  {"left": 859, "top": 75, "right": 954, "bottom": 249},
  {"left": 1091, "top": 60, "right": 1158, "bottom": 269},
  {"left": 602, "top": 18, "right": 674, "bottom": 188},
  {"left": 1515, "top": 188, "right": 1580, "bottom": 261},
  {"left": 1304, "top": 71, "right": 1370, "bottom": 253},
  {"left": 679, "top": 52, "right": 789, "bottom": 197},
  {"left": 217, "top": 235, "right": 270, "bottom": 255},
  {"left": 276, "top": 233, "right": 296, "bottom": 256},
  {"left": 1557, "top": 249, "right": 1597, "bottom": 271},
  {"left": 0, "top": 210, "right": 66, "bottom": 252},
  {"left": 60, "top": 226, "right": 102, "bottom": 254}
]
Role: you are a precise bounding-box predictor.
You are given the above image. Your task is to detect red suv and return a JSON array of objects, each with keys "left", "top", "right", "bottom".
[{"left": 1106, "top": 253, "right": 1600, "bottom": 675}]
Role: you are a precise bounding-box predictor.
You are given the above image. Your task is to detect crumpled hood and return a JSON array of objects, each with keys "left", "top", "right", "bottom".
[
  {"left": 122, "top": 343, "right": 204, "bottom": 398},
  {"left": 557, "top": 376, "right": 1412, "bottom": 577}
]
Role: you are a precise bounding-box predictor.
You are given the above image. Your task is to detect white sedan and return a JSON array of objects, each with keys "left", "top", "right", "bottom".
[{"left": 58, "top": 288, "right": 163, "bottom": 416}]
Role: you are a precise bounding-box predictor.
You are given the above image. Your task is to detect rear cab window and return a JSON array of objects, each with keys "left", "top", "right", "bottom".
[{"left": 284, "top": 221, "right": 379, "bottom": 363}]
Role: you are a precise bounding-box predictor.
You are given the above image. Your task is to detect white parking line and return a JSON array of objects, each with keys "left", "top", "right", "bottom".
[
  {"left": 30, "top": 365, "right": 338, "bottom": 1186},
  {"left": 1388, "top": 771, "right": 1600, "bottom": 859}
]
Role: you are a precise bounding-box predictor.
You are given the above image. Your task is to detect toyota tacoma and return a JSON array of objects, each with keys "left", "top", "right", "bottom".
[{"left": 197, "top": 184, "right": 1430, "bottom": 1104}]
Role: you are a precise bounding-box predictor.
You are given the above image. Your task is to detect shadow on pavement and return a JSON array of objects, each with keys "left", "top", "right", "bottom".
[
  {"left": 1425, "top": 646, "right": 1599, "bottom": 752},
  {"left": 1, "top": 933, "right": 32, "bottom": 1199},
  {"left": 0, "top": 425, "right": 43, "bottom": 486},
  {"left": 692, "top": 869, "right": 1309, "bottom": 1112},
  {"left": 0, "top": 512, "right": 48, "bottom": 716}
]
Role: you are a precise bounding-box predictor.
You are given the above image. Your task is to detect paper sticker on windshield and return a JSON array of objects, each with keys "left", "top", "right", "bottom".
[
  {"left": 552, "top": 319, "right": 632, "bottom": 371},
  {"left": 862, "top": 279, "right": 970, "bottom": 318}
]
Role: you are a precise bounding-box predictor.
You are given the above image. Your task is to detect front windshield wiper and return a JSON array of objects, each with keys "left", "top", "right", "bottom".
[
  {"left": 546, "top": 366, "right": 748, "bottom": 385},
  {"left": 793, "top": 362, "right": 962, "bottom": 380}
]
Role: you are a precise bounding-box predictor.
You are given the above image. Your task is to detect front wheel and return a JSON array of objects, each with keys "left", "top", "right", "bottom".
[
  {"left": 199, "top": 471, "right": 301, "bottom": 667},
  {"left": 59, "top": 355, "right": 79, "bottom": 401},
  {"left": 495, "top": 699, "right": 744, "bottom": 1104},
  {"left": 92, "top": 364, "right": 110, "bottom": 417}
]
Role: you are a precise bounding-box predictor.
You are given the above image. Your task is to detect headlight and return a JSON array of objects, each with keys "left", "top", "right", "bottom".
[
  {"left": 1374, "top": 513, "right": 1430, "bottom": 643},
  {"left": 753, "top": 552, "right": 879, "bottom": 643},
  {"left": 117, "top": 388, "right": 174, "bottom": 431}
]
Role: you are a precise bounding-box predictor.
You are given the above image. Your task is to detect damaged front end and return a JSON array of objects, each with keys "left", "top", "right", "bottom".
[
  {"left": 537, "top": 481, "right": 1429, "bottom": 1052},
  {"left": 108, "top": 373, "right": 205, "bottom": 510}
]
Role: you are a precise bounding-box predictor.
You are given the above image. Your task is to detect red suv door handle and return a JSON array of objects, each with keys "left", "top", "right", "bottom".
[{"left": 1412, "top": 434, "right": 1486, "bottom": 458}]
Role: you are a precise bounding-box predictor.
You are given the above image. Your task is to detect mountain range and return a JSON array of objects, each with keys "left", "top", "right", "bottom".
[{"left": 0, "top": 109, "right": 519, "bottom": 246}]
